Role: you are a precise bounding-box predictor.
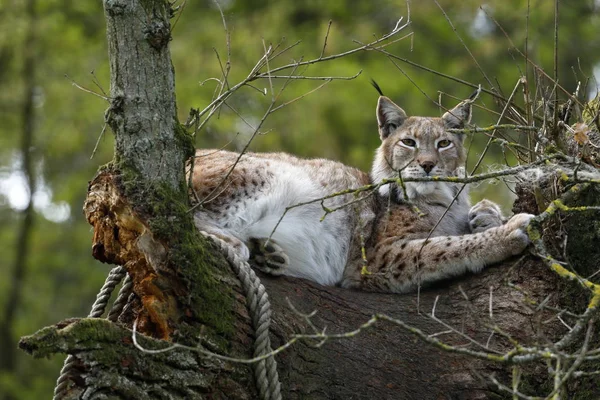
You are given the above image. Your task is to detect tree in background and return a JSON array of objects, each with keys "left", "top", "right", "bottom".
[
  {"left": 0, "top": 1, "right": 37, "bottom": 397},
  {"left": 2, "top": 0, "right": 600, "bottom": 398}
]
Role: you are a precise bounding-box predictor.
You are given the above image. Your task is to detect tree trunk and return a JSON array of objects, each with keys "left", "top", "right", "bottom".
[
  {"left": 0, "top": 0, "right": 37, "bottom": 394},
  {"left": 261, "top": 259, "right": 555, "bottom": 400},
  {"left": 17, "top": 0, "right": 600, "bottom": 399}
]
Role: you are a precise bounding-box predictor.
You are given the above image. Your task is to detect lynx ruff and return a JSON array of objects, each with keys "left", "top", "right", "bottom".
[{"left": 191, "top": 95, "right": 534, "bottom": 293}]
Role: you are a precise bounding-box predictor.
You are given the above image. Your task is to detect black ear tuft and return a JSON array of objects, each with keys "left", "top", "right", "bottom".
[
  {"left": 370, "top": 79, "right": 384, "bottom": 96},
  {"left": 468, "top": 85, "right": 481, "bottom": 101}
]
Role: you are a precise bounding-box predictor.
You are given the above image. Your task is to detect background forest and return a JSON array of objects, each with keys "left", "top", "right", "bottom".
[{"left": 1, "top": 0, "right": 600, "bottom": 398}]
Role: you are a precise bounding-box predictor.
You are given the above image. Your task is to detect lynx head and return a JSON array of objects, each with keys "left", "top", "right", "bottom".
[{"left": 371, "top": 92, "right": 477, "bottom": 204}]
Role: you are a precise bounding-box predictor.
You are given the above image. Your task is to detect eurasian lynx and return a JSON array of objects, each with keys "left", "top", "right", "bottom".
[{"left": 190, "top": 94, "right": 533, "bottom": 293}]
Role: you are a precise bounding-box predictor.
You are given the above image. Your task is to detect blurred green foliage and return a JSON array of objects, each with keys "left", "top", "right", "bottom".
[{"left": 0, "top": 0, "right": 599, "bottom": 398}]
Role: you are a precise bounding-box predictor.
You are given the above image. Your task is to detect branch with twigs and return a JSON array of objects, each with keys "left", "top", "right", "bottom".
[
  {"left": 186, "top": 15, "right": 413, "bottom": 211},
  {"left": 261, "top": 154, "right": 581, "bottom": 249},
  {"left": 186, "top": 15, "right": 411, "bottom": 136}
]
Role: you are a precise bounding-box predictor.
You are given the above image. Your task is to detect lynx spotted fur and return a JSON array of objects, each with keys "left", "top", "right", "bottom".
[{"left": 190, "top": 94, "right": 533, "bottom": 293}]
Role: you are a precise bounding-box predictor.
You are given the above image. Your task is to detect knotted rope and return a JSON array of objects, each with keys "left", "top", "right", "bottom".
[{"left": 200, "top": 232, "right": 282, "bottom": 400}]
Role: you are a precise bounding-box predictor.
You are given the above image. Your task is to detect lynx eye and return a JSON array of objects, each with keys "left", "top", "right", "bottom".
[
  {"left": 400, "top": 138, "right": 416, "bottom": 147},
  {"left": 437, "top": 139, "right": 452, "bottom": 149}
]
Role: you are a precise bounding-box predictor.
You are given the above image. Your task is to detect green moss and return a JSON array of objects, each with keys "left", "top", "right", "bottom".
[
  {"left": 527, "top": 225, "right": 541, "bottom": 241},
  {"left": 544, "top": 144, "right": 558, "bottom": 155},
  {"left": 66, "top": 320, "right": 131, "bottom": 365},
  {"left": 20, "top": 319, "right": 127, "bottom": 360},
  {"left": 559, "top": 171, "right": 569, "bottom": 182},
  {"left": 545, "top": 202, "right": 558, "bottom": 216},
  {"left": 143, "top": 181, "right": 234, "bottom": 341},
  {"left": 18, "top": 325, "right": 62, "bottom": 359},
  {"left": 174, "top": 121, "right": 195, "bottom": 160}
]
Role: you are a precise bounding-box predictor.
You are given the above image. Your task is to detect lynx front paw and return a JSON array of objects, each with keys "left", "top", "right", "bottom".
[
  {"left": 503, "top": 213, "right": 535, "bottom": 255},
  {"left": 469, "top": 199, "right": 504, "bottom": 233},
  {"left": 248, "top": 238, "right": 289, "bottom": 275}
]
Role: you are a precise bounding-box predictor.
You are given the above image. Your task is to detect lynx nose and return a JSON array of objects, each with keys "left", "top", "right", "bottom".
[{"left": 420, "top": 161, "right": 435, "bottom": 174}]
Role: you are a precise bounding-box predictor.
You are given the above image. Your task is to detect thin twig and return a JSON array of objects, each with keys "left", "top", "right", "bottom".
[{"left": 320, "top": 20, "right": 333, "bottom": 59}]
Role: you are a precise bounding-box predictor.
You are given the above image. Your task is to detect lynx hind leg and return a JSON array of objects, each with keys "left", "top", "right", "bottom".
[
  {"left": 248, "top": 238, "right": 289, "bottom": 275},
  {"left": 194, "top": 214, "right": 250, "bottom": 261},
  {"left": 469, "top": 199, "right": 504, "bottom": 233}
]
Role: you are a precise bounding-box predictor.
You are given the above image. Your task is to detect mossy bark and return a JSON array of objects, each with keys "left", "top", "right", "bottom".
[
  {"left": 20, "top": 319, "right": 255, "bottom": 399},
  {"left": 98, "top": 0, "right": 237, "bottom": 343}
]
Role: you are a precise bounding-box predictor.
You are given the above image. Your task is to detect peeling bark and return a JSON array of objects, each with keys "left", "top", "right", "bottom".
[{"left": 85, "top": 171, "right": 178, "bottom": 339}]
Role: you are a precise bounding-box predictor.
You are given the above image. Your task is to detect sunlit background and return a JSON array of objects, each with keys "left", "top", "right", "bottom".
[{"left": 1, "top": 1, "right": 599, "bottom": 397}]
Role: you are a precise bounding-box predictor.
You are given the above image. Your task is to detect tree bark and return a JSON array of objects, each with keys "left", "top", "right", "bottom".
[
  {"left": 18, "top": 246, "right": 593, "bottom": 399},
  {"left": 261, "top": 259, "right": 555, "bottom": 400},
  {"left": 97, "top": 0, "right": 233, "bottom": 342}
]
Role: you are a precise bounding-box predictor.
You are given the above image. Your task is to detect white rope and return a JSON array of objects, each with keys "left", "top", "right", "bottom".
[
  {"left": 107, "top": 273, "right": 133, "bottom": 322},
  {"left": 201, "top": 232, "right": 282, "bottom": 400},
  {"left": 53, "top": 266, "right": 128, "bottom": 400}
]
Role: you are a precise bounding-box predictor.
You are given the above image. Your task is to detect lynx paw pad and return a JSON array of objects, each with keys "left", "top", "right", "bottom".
[
  {"left": 469, "top": 199, "right": 504, "bottom": 233},
  {"left": 248, "top": 238, "right": 289, "bottom": 275}
]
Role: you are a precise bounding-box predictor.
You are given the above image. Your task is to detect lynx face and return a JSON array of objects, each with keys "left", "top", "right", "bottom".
[{"left": 371, "top": 95, "right": 474, "bottom": 203}]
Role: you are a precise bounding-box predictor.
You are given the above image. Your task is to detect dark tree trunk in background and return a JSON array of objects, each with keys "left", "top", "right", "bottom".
[
  {"left": 17, "top": 0, "right": 600, "bottom": 399},
  {"left": 0, "top": 2, "right": 37, "bottom": 398}
]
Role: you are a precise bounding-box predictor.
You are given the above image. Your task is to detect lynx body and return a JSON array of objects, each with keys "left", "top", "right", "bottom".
[{"left": 191, "top": 94, "right": 533, "bottom": 292}]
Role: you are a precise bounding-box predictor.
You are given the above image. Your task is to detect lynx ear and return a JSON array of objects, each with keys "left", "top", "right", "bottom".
[
  {"left": 377, "top": 96, "right": 408, "bottom": 139},
  {"left": 442, "top": 87, "right": 480, "bottom": 130}
]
